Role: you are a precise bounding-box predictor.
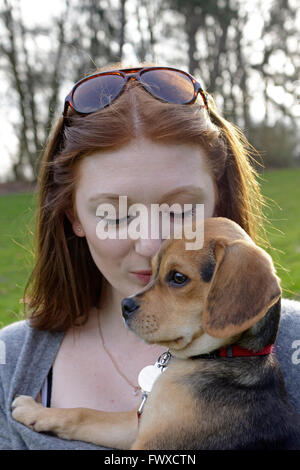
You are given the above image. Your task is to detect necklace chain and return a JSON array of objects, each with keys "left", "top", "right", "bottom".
[{"left": 97, "top": 313, "right": 141, "bottom": 396}]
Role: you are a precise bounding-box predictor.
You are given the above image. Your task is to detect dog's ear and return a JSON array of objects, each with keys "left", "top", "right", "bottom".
[{"left": 202, "top": 238, "right": 281, "bottom": 338}]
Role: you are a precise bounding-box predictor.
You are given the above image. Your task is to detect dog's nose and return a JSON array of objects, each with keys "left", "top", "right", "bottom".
[{"left": 121, "top": 298, "right": 140, "bottom": 320}]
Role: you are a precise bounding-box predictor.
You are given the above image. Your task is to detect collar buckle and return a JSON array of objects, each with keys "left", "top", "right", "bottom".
[{"left": 156, "top": 350, "right": 172, "bottom": 370}]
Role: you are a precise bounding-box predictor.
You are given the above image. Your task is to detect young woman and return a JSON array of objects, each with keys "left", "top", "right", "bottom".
[{"left": 0, "top": 64, "right": 299, "bottom": 450}]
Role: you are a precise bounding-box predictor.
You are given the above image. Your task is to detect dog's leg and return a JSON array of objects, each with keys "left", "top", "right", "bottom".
[{"left": 11, "top": 395, "right": 138, "bottom": 449}]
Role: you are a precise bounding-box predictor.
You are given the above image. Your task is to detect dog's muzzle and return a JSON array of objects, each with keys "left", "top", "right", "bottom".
[{"left": 121, "top": 297, "right": 140, "bottom": 321}]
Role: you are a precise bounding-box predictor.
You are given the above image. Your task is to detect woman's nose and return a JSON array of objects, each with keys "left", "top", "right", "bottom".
[
  {"left": 133, "top": 210, "right": 167, "bottom": 257},
  {"left": 134, "top": 237, "right": 163, "bottom": 258}
]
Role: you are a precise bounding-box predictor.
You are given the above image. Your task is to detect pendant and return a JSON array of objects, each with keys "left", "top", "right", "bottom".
[{"left": 138, "top": 364, "right": 162, "bottom": 393}]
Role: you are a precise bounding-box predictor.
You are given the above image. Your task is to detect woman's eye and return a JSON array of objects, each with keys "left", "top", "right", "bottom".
[
  {"left": 107, "top": 217, "right": 128, "bottom": 225},
  {"left": 97, "top": 215, "right": 131, "bottom": 225},
  {"left": 97, "top": 206, "right": 197, "bottom": 225},
  {"left": 169, "top": 206, "right": 197, "bottom": 219}
]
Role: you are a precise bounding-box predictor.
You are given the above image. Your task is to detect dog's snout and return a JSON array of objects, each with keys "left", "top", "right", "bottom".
[{"left": 121, "top": 297, "right": 140, "bottom": 320}]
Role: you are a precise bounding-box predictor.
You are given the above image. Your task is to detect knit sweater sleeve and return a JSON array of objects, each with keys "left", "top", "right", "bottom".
[
  {"left": 0, "top": 320, "right": 109, "bottom": 450},
  {"left": 0, "top": 379, "right": 11, "bottom": 449},
  {"left": 274, "top": 298, "right": 300, "bottom": 413}
]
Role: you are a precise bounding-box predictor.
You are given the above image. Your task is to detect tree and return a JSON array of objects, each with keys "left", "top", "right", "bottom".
[
  {"left": 0, "top": 0, "right": 128, "bottom": 181},
  {"left": 161, "top": 0, "right": 299, "bottom": 168},
  {"left": 0, "top": 0, "right": 299, "bottom": 179},
  {"left": 0, "top": 0, "right": 70, "bottom": 181}
]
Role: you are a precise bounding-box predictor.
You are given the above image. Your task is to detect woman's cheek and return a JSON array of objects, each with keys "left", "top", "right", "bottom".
[{"left": 86, "top": 232, "right": 132, "bottom": 266}]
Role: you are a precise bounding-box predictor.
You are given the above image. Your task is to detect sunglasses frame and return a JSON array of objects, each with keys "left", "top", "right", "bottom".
[{"left": 63, "top": 66, "right": 208, "bottom": 116}]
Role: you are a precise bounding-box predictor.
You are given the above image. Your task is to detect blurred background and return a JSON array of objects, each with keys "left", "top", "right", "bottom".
[{"left": 0, "top": 0, "right": 299, "bottom": 326}]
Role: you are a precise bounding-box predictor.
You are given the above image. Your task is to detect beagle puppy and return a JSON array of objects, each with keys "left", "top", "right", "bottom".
[{"left": 12, "top": 217, "right": 300, "bottom": 449}]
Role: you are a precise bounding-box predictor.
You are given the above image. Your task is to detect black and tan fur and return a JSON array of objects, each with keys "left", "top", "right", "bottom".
[{"left": 12, "top": 218, "right": 300, "bottom": 449}]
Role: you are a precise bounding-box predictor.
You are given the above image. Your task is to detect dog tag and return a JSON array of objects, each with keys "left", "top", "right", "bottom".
[{"left": 138, "top": 365, "right": 162, "bottom": 393}]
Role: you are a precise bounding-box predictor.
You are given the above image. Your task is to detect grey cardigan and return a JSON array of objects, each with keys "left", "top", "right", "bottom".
[{"left": 0, "top": 298, "right": 299, "bottom": 450}]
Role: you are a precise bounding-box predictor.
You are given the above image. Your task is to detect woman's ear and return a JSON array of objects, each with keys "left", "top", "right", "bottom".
[
  {"left": 65, "top": 209, "right": 74, "bottom": 224},
  {"left": 202, "top": 238, "right": 281, "bottom": 338},
  {"left": 65, "top": 209, "right": 85, "bottom": 237}
]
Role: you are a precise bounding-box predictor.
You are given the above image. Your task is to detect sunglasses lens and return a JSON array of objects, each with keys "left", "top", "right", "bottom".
[
  {"left": 140, "top": 69, "right": 195, "bottom": 104},
  {"left": 72, "top": 74, "right": 125, "bottom": 113}
]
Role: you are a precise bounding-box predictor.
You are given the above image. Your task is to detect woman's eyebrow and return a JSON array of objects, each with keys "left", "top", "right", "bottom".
[{"left": 88, "top": 185, "right": 204, "bottom": 204}]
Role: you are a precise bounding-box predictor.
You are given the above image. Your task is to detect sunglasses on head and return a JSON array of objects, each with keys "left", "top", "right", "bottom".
[{"left": 63, "top": 66, "right": 208, "bottom": 116}]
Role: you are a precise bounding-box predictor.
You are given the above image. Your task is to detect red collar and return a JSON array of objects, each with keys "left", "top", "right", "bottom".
[
  {"left": 219, "top": 344, "right": 274, "bottom": 357},
  {"left": 192, "top": 344, "right": 274, "bottom": 359}
]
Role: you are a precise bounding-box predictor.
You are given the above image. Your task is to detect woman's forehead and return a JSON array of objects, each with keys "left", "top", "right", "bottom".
[{"left": 75, "top": 138, "right": 213, "bottom": 197}]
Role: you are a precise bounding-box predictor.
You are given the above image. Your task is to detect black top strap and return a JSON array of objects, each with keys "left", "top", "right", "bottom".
[{"left": 46, "top": 367, "right": 53, "bottom": 408}]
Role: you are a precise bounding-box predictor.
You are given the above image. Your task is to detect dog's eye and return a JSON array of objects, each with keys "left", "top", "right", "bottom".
[{"left": 167, "top": 271, "right": 190, "bottom": 287}]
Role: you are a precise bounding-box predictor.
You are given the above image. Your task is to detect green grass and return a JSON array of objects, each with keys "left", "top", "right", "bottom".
[
  {"left": 0, "top": 168, "right": 299, "bottom": 327},
  {"left": 259, "top": 168, "right": 300, "bottom": 301},
  {"left": 0, "top": 192, "right": 37, "bottom": 327}
]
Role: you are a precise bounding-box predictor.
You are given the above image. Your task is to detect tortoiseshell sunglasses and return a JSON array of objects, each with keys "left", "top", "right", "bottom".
[{"left": 63, "top": 66, "right": 208, "bottom": 116}]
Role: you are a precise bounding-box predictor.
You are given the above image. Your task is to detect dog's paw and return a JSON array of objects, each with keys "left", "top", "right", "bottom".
[{"left": 11, "top": 395, "right": 49, "bottom": 432}]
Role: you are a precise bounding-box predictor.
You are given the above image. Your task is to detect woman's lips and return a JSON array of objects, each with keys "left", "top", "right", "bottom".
[{"left": 130, "top": 271, "right": 152, "bottom": 283}]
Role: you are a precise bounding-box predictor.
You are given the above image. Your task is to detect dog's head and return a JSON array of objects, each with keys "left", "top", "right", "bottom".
[{"left": 121, "top": 217, "right": 281, "bottom": 358}]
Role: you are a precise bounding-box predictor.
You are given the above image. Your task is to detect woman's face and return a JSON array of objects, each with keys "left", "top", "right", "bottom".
[{"left": 71, "top": 138, "right": 217, "bottom": 301}]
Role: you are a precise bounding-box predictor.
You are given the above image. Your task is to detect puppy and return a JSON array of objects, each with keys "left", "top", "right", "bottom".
[{"left": 12, "top": 217, "right": 300, "bottom": 449}]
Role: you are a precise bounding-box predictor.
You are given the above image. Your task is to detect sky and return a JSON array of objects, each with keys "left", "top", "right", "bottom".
[{"left": 0, "top": 0, "right": 298, "bottom": 181}]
